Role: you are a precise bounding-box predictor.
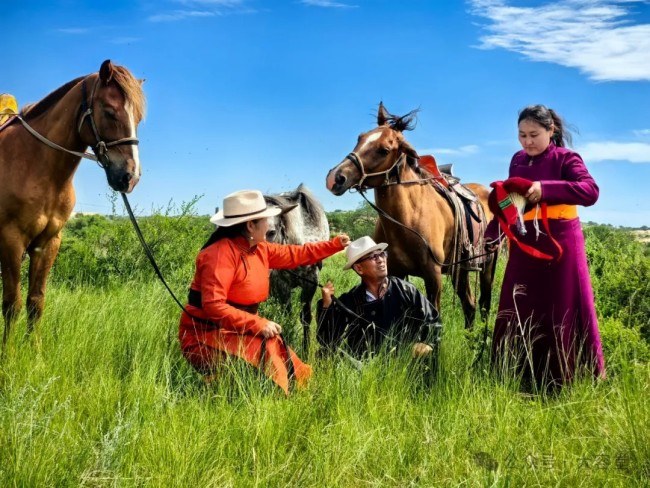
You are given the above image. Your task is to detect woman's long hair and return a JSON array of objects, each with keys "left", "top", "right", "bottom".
[
  {"left": 201, "top": 222, "right": 248, "bottom": 250},
  {"left": 518, "top": 104, "right": 574, "bottom": 148}
]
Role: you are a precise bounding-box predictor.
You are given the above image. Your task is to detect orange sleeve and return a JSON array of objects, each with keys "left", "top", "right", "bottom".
[
  {"left": 198, "top": 243, "right": 267, "bottom": 335},
  {"left": 266, "top": 236, "right": 344, "bottom": 269}
]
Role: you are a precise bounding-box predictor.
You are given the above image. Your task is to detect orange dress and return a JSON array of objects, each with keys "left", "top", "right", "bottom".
[{"left": 179, "top": 235, "right": 344, "bottom": 393}]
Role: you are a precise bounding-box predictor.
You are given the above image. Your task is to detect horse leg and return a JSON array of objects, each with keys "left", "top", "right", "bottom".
[
  {"left": 478, "top": 254, "right": 498, "bottom": 323},
  {"left": 0, "top": 235, "right": 26, "bottom": 345},
  {"left": 454, "top": 269, "right": 476, "bottom": 329},
  {"left": 299, "top": 281, "right": 318, "bottom": 356},
  {"left": 25, "top": 234, "right": 61, "bottom": 333},
  {"left": 423, "top": 265, "right": 444, "bottom": 316}
]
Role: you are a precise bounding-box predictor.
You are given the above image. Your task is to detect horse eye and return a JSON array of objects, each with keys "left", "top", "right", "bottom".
[
  {"left": 103, "top": 110, "right": 117, "bottom": 120},
  {"left": 266, "top": 230, "right": 277, "bottom": 241},
  {"left": 377, "top": 147, "right": 390, "bottom": 156}
]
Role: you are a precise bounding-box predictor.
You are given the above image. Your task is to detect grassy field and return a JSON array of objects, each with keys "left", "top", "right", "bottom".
[{"left": 1, "top": 249, "right": 649, "bottom": 487}]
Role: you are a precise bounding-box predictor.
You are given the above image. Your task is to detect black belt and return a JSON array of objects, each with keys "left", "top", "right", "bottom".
[{"left": 187, "top": 288, "right": 259, "bottom": 314}]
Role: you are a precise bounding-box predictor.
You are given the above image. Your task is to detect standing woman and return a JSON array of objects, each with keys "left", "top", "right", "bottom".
[
  {"left": 179, "top": 189, "right": 349, "bottom": 394},
  {"left": 484, "top": 104, "right": 605, "bottom": 389}
]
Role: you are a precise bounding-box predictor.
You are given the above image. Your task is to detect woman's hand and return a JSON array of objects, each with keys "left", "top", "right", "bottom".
[
  {"left": 261, "top": 320, "right": 282, "bottom": 338},
  {"left": 337, "top": 234, "right": 351, "bottom": 247},
  {"left": 525, "top": 181, "right": 543, "bottom": 204},
  {"left": 321, "top": 280, "right": 335, "bottom": 308}
]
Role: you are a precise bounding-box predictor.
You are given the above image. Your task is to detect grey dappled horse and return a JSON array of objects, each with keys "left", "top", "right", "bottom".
[{"left": 264, "top": 184, "right": 330, "bottom": 353}]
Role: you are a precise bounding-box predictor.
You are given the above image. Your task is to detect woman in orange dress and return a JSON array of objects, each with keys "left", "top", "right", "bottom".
[{"left": 179, "top": 189, "right": 349, "bottom": 394}]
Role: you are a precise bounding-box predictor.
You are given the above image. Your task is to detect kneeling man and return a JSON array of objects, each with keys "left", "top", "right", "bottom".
[{"left": 316, "top": 236, "right": 442, "bottom": 359}]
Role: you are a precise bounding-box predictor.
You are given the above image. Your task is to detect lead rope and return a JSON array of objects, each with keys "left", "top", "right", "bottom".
[{"left": 122, "top": 193, "right": 296, "bottom": 388}]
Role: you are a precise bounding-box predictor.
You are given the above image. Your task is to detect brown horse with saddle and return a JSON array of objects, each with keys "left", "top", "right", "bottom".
[
  {"left": 326, "top": 103, "right": 498, "bottom": 328},
  {"left": 0, "top": 60, "right": 145, "bottom": 345}
]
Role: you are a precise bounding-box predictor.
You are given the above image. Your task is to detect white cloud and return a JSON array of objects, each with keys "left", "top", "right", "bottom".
[
  {"left": 57, "top": 28, "right": 89, "bottom": 34},
  {"left": 469, "top": 0, "right": 650, "bottom": 81},
  {"left": 419, "top": 145, "right": 480, "bottom": 157},
  {"left": 175, "top": 0, "right": 243, "bottom": 4},
  {"left": 300, "top": 0, "right": 357, "bottom": 7},
  {"left": 578, "top": 141, "right": 650, "bottom": 162},
  {"left": 150, "top": 0, "right": 255, "bottom": 22},
  {"left": 148, "top": 10, "right": 218, "bottom": 22},
  {"left": 633, "top": 129, "right": 650, "bottom": 137}
]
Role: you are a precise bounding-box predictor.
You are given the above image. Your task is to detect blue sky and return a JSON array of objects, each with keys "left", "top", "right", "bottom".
[{"left": 4, "top": 0, "right": 650, "bottom": 227}]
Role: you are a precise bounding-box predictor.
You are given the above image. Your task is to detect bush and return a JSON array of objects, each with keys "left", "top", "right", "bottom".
[
  {"left": 53, "top": 195, "right": 211, "bottom": 289},
  {"left": 584, "top": 225, "right": 650, "bottom": 343}
]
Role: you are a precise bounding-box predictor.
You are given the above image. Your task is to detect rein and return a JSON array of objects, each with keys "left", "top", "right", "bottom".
[
  {"left": 13, "top": 75, "right": 139, "bottom": 170},
  {"left": 121, "top": 193, "right": 296, "bottom": 386},
  {"left": 356, "top": 184, "right": 496, "bottom": 269}
]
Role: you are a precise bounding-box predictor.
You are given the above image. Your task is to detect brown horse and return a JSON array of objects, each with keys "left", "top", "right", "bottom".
[
  {"left": 326, "top": 103, "right": 497, "bottom": 328},
  {"left": 0, "top": 60, "right": 145, "bottom": 343}
]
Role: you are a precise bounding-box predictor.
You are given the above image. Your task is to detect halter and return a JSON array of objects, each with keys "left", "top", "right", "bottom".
[
  {"left": 13, "top": 74, "right": 139, "bottom": 169},
  {"left": 346, "top": 151, "right": 407, "bottom": 190},
  {"left": 78, "top": 77, "right": 139, "bottom": 168}
]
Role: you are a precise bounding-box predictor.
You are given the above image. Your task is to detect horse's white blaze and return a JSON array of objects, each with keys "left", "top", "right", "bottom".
[
  {"left": 358, "top": 131, "right": 382, "bottom": 151},
  {"left": 125, "top": 101, "right": 140, "bottom": 176}
]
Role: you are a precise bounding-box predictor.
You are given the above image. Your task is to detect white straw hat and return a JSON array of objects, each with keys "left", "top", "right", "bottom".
[
  {"left": 343, "top": 236, "right": 388, "bottom": 270},
  {"left": 210, "top": 189, "right": 282, "bottom": 227}
]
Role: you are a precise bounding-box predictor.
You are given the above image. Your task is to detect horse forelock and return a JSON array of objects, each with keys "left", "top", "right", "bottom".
[
  {"left": 111, "top": 65, "right": 146, "bottom": 122},
  {"left": 386, "top": 109, "right": 419, "bottom": 132}
]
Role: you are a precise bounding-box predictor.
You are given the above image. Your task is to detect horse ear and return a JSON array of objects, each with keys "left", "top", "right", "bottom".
[
  {"left": 280, "top": 203, "right": 299, "bottom": 215},
  {"left": 99, "top": 60, "right": 114, "bottom": 84},
  {"left": 399, "top": 136, "right": 419, "bottom": 160},
  {"left": 377, "top": 102, "right": 390, "bottom": 126}
]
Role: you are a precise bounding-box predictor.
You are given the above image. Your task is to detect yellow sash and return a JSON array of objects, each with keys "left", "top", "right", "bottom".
[{"left": 523, "top": 204, "right": 577, "bottom": 221}]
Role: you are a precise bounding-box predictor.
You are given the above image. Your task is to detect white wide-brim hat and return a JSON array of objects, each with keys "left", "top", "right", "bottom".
[
  {"left": 210, "top": 189, "right": 282, "bottom": 227},
  {"left": 343, "top": 236, "right": 388, "bottom": 270}
]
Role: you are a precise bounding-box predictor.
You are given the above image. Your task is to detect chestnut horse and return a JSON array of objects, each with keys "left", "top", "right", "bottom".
[
  {"left": 326, "top": 103, "right": 497, "bottom": 327},
  {"left": 0, "top": 60, "right": 145, "bottom": 344}
]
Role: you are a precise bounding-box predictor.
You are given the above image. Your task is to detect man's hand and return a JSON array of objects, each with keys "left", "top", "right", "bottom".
[
  {"left": 412, "top": 342, "right": 434, "bottom": 358},
  {"left": 321, "top": 280, "right": 335, "bottom": 308}
]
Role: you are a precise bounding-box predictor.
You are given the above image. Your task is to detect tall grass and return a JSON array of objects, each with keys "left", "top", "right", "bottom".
[{"left": 1, "top": 262, "right": 648, "bottom": 486}]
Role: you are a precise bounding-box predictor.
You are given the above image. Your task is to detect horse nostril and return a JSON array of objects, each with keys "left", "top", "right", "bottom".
[
  {"left": 335, "top": 173, "right": 346, "bottom": 186},
  {"left": 122, "top": 173, "right": 133, "bottom": 186}
]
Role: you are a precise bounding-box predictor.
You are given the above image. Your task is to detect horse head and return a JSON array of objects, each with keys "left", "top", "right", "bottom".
[
  {"left": 264, "top": 192, "right": 299, "bottom": 244},
  {"left": 326, "top": 102, "right": 419, "bottom": 195},
  {"left": 81, "top": 60, "right": 146, "bottom": 193}
]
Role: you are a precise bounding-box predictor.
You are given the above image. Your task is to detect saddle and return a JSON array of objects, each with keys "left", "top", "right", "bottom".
[
  {"left": 0, "top": 93, "right": 18, "bottom": 125},
  {"left": 418, "top": 154, "right": 487, "bottom": 270}
]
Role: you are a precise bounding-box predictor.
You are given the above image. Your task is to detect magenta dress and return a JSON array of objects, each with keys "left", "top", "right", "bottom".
[{"left": 484, "top": 143, "right": 605, "bottom": 386}]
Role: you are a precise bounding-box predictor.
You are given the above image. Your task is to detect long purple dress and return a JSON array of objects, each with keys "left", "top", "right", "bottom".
[{"left": 485, "top": 143, "right": 605, "bottom": 386}]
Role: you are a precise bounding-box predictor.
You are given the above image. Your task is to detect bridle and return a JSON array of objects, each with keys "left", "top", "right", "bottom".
[
  {"left": 345, "top": 151, "right": 407, "bottom": 190},
  {"left": 13, "top": 74, "right": 139, "bottom": 169},
  {"left": 336, "top": 149, "right": 497, "bottom": 268}
]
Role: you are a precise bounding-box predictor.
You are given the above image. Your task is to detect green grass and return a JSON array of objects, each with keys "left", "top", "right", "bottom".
[{"left": 1, "top": 257, "right": 649, "bottom": 487}]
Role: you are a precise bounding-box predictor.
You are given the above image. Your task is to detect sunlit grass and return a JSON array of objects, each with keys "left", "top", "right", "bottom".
[{"left": 1, "top": 265, "right": 648, "bottom": 486}]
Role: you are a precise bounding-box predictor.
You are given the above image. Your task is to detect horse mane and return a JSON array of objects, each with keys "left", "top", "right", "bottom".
[
  {"left": 265, "top": 184, "right": 329, "bottom": 244},
  {"left": 294, "top": 183, "right": 326, "bottom": 227},
  {"left": 21, "top": 63, "right": 145, "bottom": 122},
  {"left": 21, "top": 77, "right": 84, "bottom": 120}
]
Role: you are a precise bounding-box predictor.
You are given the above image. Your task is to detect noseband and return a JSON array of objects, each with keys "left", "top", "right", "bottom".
[{"left": 345, "top": 151, "right": 406, "bottom": 190}]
